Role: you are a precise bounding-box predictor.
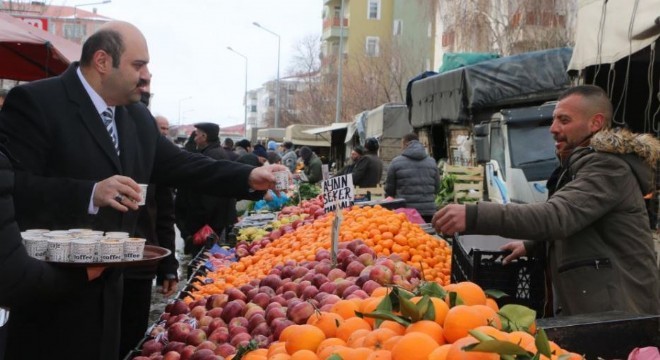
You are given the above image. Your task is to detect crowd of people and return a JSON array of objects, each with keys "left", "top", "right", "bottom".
[{"left": 0, "top": 19, "right": 658, "bottom": 360}]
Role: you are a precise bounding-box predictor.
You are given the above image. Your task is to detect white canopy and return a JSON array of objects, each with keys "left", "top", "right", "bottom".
[{"left": 568, "top": 0, "right": 660, "bottom": 71}]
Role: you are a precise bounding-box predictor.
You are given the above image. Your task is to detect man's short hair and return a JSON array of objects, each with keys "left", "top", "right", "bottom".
[
  {"left": 80, "top": 29, "right": 124, "bottom": 68},
  {"left": 402, "top": 133, "right": 419, "bottom": 143},
  {"left": 223, "top": 137, "right": 234, "bottom": 148},
  {"left": 282, "top": 141, "right": 293, "bottom": 150},
  {"left": 559, "top": 85, "right": 613, "bottom": 129}
]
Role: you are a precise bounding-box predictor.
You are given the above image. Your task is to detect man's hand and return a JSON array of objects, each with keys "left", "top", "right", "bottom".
[
  {"left": 160, "top": 279, "right": 178, "bottom": 297},
  {"left": 93, "top": 175, "right": 142, "bottom": 212},
  {"left": 500, "top": 241, "right": 527, "bottom": 265},
  {"left": 86, "top": 266, "right": 105, "bottom": 281},
  {"left": 248, "top": 165, "right": 290, "bottom": 192},
  {"left": 431, "top": 204, "right": 467, "bottom": 234}
]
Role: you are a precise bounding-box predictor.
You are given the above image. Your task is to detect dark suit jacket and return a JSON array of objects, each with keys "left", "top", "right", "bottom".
[{"left": 0, "top": 64, "right": 259, "bottom": 360}]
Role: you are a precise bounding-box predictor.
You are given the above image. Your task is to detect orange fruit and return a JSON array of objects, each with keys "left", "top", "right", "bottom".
[
  {"left": 446, "top": 336, "right": 498, "bottom": 360},
  {"left": 382, "top": 335, "right": 402, "bottom": 351},
  {"left": 359, "top": 296, "right": 384, "bottom": 327},
  {"left": 346, "top": 328, "right": 370, "bottom": 348},
  {"left": 280, "top": 323, "right": 299, "bottom": 341},
  {"left": 315, "top": 337, "right": 346, "bottom": 356},
  {"left": 507, "top": 331, "right": 536, "bottom": 352},
  {"left": 377, "top": 320, "right": 406, "bottom": 335},
  {"left": 242, "top": 348, "right": 267, "bottom": 360},
  {"left": 410, "top": 296, "right": 450, "bottom": 326},
  {"left": 290, "top": 349, "right": 319, "bottom": 360},
  {"left": 367, "top": 349, "right": 393, "bottom": 360},
  {"left": 362, "top": 327, "right": 399, "bottom": 350},
  {"left": 427, "top": 344, "right": 451, "bottom": 360},
  {"left": 285, "top": 324, "right": 326, "bottom": 354},
  {"left": 390, "top": 332, "right": 439, "bottom": 360},
  {"left": 405, "top": 320, "right": 445, "bottom": 345},
  {"left": 307, "top": 311, "right": 345, "bottom": 338},
  {"left": 471, "top": 325, "right": 508, "bottom": 341},
  {"left": 330, "top": 299, "right": 361, "bottom": 320},
  {"left": 316, "top": 344, "right": 347, "bottom": 360},
  {"left": 335, "top": 317, "right": 372, "bottom": 342},
  {"left": 485, "top": 298, "right": 499, "bottom": 312},
  {"left": 371, "top": 287, "right": 390, "bottom": 297},
  {"left": 269, "top": 353, "right": 292, "bottom": 360},
  {"left": 444, "top": 282, "right": 487, "bottom": 306},
  {"left": 267, "top": 342, "right": 288, "bottom": 357},
  {"left": 443, "top": 305, "right": 492, "bottom": 343}
]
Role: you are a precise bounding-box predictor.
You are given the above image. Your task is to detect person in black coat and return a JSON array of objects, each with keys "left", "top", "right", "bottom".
[
  {"left": 0, "top": 21, "right": 286, "bottom": 360},
  {"left": 0, "top": 141, "right": 105, "bottom": 359},
  {"left": 177, "top": 123, "right": 237, "bottom": 255},
  {"left": 352, "top": 137, "right": 383, "bottom": 187}
]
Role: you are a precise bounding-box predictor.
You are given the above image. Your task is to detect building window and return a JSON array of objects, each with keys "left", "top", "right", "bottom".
[
  {"left": 367, "top": 0, "right": 380, "bottom": 20},
  {"left": 365, "top": 36, "right": 380, "bottom": 57},
  {"left": 393, "top": 19, "right": 402, "bottom": 36},
  {"left": 63, "top": 23, "right": 85, "bottom": 39}
]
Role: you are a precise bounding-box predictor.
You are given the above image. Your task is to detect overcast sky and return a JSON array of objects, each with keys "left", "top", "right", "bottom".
[{"left": 56, "top": 0, "right": 323, "bottom": 128}]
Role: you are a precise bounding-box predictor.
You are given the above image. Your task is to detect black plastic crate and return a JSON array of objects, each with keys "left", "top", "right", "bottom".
[{"left": 451, "top": 235, "right": 546, "bottom": 316}]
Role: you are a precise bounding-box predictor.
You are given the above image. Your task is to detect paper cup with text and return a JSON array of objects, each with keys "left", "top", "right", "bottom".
[
  {"left": 99, "top": 239, "right": 125, "bottom": 262},
  {"left": 47, "top": 238, "right": 71, "bottom": 262},
  {"left": 45, "top": 230, "right": 72, "bottom": 238},
  {"left": 123, "top": 237, "right": 147, "bottom": 261},
  {"left": 138, "top": 184, "right": 148, "bottom": 206},
  {"left": 23, "top": 237, "right": 49, "bottom": 260},
  {"left": 104, "top": 231, "right": 130, "bottom": 239},
  {"left": 274, "top": 171, "right": 290, "bottom": 191},
  {"left": 70, "top": 239, "right": 98, "bottom": 263}
]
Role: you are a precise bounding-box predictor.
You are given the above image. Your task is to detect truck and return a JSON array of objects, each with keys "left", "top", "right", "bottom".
[
  {"left": 355, "top": 103, "right": 413, "bottom": 166},
  {"left": 409, "top": 47, "right": 573, "bottom": 204}
]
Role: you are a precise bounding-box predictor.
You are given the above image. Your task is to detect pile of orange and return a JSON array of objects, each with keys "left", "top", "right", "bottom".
[
  {"left": 234, "top": 282, "right": 582, "bottom": 360},
  {"left": 185, "top": 205, "right": 451, "bottom": 302}
]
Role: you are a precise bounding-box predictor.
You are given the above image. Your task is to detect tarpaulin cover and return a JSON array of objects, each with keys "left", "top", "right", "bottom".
[
  {"left": 409, "top": 48, "right": 572, "bottom": 127},
  {"left": 568, "top": 0, "right": 660, "bottom": 71},
  {"left": 283, "top": 124, "right": 330, "bottom": 147},
  {"left": 0, "top": 12, "right": 80, "bottom": 81},
  {"left": 364, "top": 103, "right": 412, "bottom": 139},
  {"left": 438, "top": 52, "right": 500, "bottom": 73}
]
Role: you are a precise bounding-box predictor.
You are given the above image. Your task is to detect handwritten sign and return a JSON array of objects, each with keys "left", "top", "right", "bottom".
[{"left": 322, "top": 174, "right": 355, "bottom": 212}]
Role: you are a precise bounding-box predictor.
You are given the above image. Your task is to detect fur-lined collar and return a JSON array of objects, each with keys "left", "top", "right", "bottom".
[{"left": 590, "top": 128, "right": 660, "bottom": 169}]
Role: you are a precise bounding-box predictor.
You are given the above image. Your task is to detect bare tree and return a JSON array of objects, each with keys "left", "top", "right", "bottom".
[{"left": 440, "top": 0, "right": 575, "bottom": 56}]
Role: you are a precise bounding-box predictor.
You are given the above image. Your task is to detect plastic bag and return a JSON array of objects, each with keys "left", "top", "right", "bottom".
[
  {"left": 394, "top": 208, "right": 425, "bottom": 224},
  {"left": 192, "top": 225, "right": 218, "bottom": 246},
  {"left": 628, "top": 347, "right": 660, "bottom": 360}
]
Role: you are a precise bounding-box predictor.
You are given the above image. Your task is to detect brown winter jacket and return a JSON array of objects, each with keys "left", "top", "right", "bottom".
[{"left": 465, "top": 129, "right": 660, "bottom": 316}]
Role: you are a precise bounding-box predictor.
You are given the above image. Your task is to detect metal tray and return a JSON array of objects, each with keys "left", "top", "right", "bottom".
[{"left": 46, "top": 245, "right": 171, "bottom": 268}]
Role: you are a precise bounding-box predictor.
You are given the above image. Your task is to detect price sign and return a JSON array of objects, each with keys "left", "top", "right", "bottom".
[
  {"left": 323, "top": 174, "right": 354, "bottom": 267},
  {"left": 322, "top": 174, "right": 355, "bottom": 213}
]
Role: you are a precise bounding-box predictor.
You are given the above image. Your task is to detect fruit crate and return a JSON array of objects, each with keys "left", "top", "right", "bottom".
[{"left": 451, "top": 235, "right": 546, "bottom": 316}]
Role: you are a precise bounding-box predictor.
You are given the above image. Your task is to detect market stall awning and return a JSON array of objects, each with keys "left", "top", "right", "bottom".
[
  {"left": 568, "top": 0, "right": 660, "bottom": 71},
  {"left": 284, "top": 124, "right": 331, "bottom": 147},
  {"left": 303, "top": 122, "right": 351, "bottom": 135},
  {"left": 0, "top": 12, "right": 81, "bottom": 81}
]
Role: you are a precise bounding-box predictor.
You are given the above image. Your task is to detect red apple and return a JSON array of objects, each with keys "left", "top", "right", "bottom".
[
  {"left": 141, "top": 339, "right": 163, "bottom": 356},
  {"left": 185, "top": 328, "right": 207, "bottom": 346},
  {"left": 286, "top": 301, "right": 314, "bottom": 324}
]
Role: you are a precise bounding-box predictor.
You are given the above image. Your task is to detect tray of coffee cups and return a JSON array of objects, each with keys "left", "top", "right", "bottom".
[{"left": 22, "top": 229, "right": 171, "bottom": 267}]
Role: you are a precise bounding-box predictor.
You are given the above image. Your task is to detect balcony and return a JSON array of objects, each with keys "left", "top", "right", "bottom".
[{"left": 322, "top": 17, "right": 349, "bottom": 41}]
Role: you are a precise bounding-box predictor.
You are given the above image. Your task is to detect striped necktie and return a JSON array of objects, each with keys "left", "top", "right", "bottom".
[{"left": 101, "top": 108, "right": 120, "bottom": 155}]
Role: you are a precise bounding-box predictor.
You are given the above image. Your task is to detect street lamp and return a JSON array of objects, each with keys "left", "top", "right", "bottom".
[
  {"left": 73, "top": 0, "right": 111, "bottom": 17},
  {"left": 177, "top": 96, "right": 192, "bottom": 125},
  {"left": 253, "top": 22, "right": 281, "bottom": 129},
  {"left": 227, "top": 46, "right": 249, "bottom": 138}
]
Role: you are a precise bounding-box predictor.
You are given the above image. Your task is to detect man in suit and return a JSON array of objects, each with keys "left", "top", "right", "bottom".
[{"left": 0, "top": 21, "right": 285, "bottom": 360}]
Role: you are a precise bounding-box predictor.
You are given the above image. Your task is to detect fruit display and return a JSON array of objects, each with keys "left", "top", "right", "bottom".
[
  {"left": 136, "top": 241, "right": 424, "bottom": 359},
  {"left": 187, "top": 204, "right": 451, "bottom": 300}
]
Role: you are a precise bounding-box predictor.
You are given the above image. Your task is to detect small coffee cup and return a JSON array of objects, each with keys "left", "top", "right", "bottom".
[{"left": 137, "top": 184, "right": 148, "bottom": 206}]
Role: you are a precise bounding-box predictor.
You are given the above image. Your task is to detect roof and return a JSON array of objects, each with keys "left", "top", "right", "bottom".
[{"left": 0, "top": 2, "right": 113, "bottom": 21}]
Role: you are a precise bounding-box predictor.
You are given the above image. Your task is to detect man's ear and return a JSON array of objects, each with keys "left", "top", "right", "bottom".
[
  {"left": 93, "top": 50, "right": 112, "bottom": 74},
  {"left": 590, "top": 113, "right": 605, "bottom": 133}
]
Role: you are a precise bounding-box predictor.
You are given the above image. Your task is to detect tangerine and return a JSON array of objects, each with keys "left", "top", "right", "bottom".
[
  {"left": 285, "top": 324, "right": 326, "bottom": 354},
  {"left": 390, "top": 332, "right": 439, "bottom": 360}
]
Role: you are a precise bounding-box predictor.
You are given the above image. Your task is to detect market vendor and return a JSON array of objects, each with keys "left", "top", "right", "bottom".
[
  {"left": 432, "top": 85, "right": 660, "bottom": 317},
  {"left": 299, "top": 146, "right": 322, "bottom": 183},
  {"left": 0, "top": 21, "right": 286, "bottom": 360}
]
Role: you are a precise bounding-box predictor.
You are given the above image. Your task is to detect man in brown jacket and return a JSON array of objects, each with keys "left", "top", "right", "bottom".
[{"left": 433, "top": 85, "right": 660, "bottom": 317}]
